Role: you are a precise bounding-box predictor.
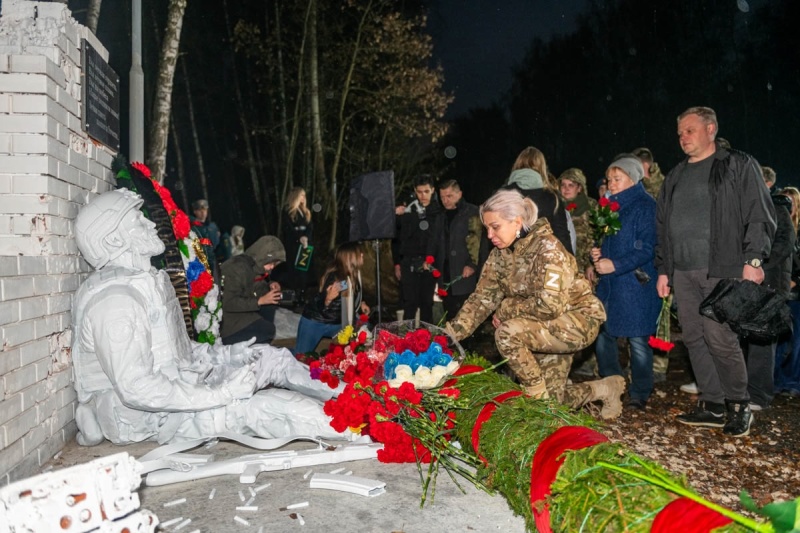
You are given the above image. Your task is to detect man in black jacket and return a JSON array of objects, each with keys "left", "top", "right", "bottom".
[
  {"left": 393, "top": 175, "right": 445, "bottom": 324},
  {"left": 438, "top": 180, "right": 485, "bottom": 320},
  {"left": 744, "top": 167, "right": 794, "bottom": 410},
  {"left": 655, "top": 106, "right": 776, "bottom": 437}
]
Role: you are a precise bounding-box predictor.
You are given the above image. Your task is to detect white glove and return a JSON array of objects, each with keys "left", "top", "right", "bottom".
[
  {"left": 221, "top": 366, "right": 257, "bottom": 401},
  {"left": 226, "top": 337, "right": 261, "bottom": 367}
]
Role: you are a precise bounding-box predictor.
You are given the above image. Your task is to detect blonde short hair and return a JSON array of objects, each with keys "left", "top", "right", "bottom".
[{"left": 480, "top": 189, "right": 538, "bottom": 232}]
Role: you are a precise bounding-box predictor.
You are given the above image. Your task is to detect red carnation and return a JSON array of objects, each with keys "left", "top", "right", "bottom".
[
  {"left": 598, "top": 197, "right": 610, "bottom": 207},
  {"left": 609, "top": 201, "right": 620, "bottom": 212},
  {"left": 425, "top": 255, "right": 435, "bottom": 265},
  {"left": 566, "top": 202, "right": 578, "bottom": 211},
  {"left": 432, "top": 269, "right": 441, "bottom": 279},
  {"left": 192, "top": 220, "right": 203, "bottom": 227},
  {"left": 200, "top": 238, "right": 212, "bottom": 246},
  {"left": 190, "top": 271, "right": 214, "bottom": 298},
  {"left": 437, "top": 288, "right": 448, "bottom": 298},
  {"left": 131, "top": 161, "right": 151, "bottom": 178},
  {"left": 172, "top": 210, "right": 191, "bottom": 240},
  {"left": 358, "top": 314, "right": 369, "bottom": 324}
]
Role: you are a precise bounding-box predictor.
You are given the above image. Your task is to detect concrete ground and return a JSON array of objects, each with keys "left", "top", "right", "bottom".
[{"left": 48, "top": 436, "right": 527, "bottom": 533}]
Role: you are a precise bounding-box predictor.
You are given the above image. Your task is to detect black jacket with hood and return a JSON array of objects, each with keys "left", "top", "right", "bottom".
[{"left": 220, "top": 236, "right": 286, "bottom": 338}]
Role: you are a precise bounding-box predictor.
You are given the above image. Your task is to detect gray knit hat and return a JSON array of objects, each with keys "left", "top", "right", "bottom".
[{"left": 607, "top": 155, "right": 645, "bottom": 185}]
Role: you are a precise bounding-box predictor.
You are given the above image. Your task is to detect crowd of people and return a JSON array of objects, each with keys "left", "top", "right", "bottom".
[{"left": 208, "top": 105, "right": 799, "bottom": 438}]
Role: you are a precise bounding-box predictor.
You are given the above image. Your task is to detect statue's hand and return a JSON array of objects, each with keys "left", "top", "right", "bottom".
[
  {"left": 222, "top": 366, "right": 256, "bottom": 400},
  {"left": 228, "top": 337, "right": 260, "bottom": 366}
]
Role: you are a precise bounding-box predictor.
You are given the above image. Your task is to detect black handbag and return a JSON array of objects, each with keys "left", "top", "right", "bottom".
[{"left": 699, "top": 279, "right": 791, "bottom": 343}]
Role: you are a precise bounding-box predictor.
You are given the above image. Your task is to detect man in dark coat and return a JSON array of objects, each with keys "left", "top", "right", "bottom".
[
  {"left": 392, "top": 175, "right": 445, "bottom": 324},
  {"left": 438, "top": 180, "right": 485, "bottom": 320},
  {"left": 744, "top": 166, "right": 795, "bottom": 410},
  {"left": 220, "top": 236, "right": 286, "bottom": 345},
  {"left": 191, "top": 199, "right": 222, "bottom": 278},
  {"left": 656, "top": 106, "right": 776, "bottom": 437}
]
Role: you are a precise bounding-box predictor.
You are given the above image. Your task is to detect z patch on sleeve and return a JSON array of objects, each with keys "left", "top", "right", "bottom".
[{"left": 544, "top": 267, "right": 564, "bottom": 293}]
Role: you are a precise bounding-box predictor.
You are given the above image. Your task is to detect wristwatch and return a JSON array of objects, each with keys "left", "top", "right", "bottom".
[{"left": 745, "top": 258, "right": 763, "bottom": 268}]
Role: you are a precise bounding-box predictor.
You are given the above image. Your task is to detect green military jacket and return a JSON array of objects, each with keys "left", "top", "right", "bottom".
[
  {"left": 448, "top": 218, "right": 605, "bottom": 341},
  {"left": 566, "top": 193, "right": 598, "bottom": 274}
]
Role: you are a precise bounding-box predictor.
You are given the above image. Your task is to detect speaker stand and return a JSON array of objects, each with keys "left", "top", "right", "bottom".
[{"left": 372, "top": 239, "right": 383, "bottom": 324}]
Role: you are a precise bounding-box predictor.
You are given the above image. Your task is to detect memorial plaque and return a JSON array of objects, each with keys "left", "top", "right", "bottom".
[{"left": 81, "top": 40, "right": 120, "bottom": 151}]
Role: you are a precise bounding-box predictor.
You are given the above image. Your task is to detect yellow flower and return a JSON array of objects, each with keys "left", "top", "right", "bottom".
[
  {"left": 348, "top": 423, "right": 367, "bottom": 434},
  {"left": 336, "top": 325, "right": 354, "bottom": 345}
]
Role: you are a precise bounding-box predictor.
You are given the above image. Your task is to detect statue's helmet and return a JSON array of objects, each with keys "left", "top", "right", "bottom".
[{"left": 75, "top": 189, "right": 144, "bottom": 269}]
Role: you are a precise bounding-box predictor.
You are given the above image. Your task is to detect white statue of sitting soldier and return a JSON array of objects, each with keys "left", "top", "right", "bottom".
[{"left": 72, "top": 189, "right": 345, "bottom": 445}]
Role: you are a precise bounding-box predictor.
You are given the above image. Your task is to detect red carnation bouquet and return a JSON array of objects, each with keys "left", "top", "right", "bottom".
[
  {"left": 648, "top": 296, "right": 675, "bottom": 352},
  {"left": 588, "top": 196, "right": 621, "bottom": 246}
]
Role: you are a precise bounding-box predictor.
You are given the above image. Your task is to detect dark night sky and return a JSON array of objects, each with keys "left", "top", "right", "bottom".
[{"left": 426, "top": 0, "right": 588, "bottom": 117}]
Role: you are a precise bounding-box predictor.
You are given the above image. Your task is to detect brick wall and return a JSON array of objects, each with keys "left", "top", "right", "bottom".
[{"left": 0, "top": 1, "right": 116, "bottom": 484}]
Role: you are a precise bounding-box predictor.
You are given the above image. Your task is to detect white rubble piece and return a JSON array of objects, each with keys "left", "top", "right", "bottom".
[
  {"left": 145, "top": 441, "right": 383, "bottom": 486},
  {"left": 0, "top": 452, "right": 158, "bottom": 533},
  {"left": 309, "top": 473, "right": 387, "bottom": 497}
]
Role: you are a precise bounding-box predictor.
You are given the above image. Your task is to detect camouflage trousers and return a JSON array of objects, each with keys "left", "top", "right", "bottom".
[{"left": 495, "top": 312, "right": 602, "bottom": 406}]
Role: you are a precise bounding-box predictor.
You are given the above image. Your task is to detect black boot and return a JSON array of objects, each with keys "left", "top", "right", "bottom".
[
  {"left": 675, "top": 400, "right": 725, "bottom": 427},
  {"left": 722, "top": 400, "right": 753, "bottom": 437}
]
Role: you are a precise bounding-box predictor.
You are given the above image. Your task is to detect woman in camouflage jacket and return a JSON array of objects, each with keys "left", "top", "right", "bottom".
[{"left": 446, "top": 189, "right": 627, "bottom": 419}]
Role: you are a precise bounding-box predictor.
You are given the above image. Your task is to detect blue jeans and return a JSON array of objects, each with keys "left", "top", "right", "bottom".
[
  {"left": 775, "top": 300, "right": 800, "bottom": 394},
  {"left": 596, "top": 328, "right": 653, "bottom": 402},
  {"left": 295, "top": 316, "right": 342, "bottom": 355}
]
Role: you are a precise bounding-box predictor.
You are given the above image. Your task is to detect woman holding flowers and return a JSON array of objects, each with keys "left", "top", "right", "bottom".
[
  {"left": 446, "top": 189, "right": 627, "bottom": 419},
  {"left": 590, "top": 154, "right": 661, "bottom": 410},
  {"left": 295, "top": 242, "right": 371, "bottom": 354}
]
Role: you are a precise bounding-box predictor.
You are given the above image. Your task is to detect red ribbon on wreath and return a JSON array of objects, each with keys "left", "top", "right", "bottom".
[
  {"left": 471, "top": 390, "right": 524, "bottom": 466},
  {"left": 529, "top": 426, "right": 609, "bottom": 533},
  {"left": 651, "top": 497, "right": 733, "bottom": 533}
]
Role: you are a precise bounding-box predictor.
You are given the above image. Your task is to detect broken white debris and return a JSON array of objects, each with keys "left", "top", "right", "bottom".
[
  {"left": 245, "top": 495, "right": 256, "bottom": 506},
  {"left": 173, "top": 518, "right": 192, "bottom": 530},
  {"left": 236, "top": 506, "right": 258, "bottom": 512},
  {"left": 344, "top": 471, "right": 353, "bottom": 476},
  {"left": 188, "top": 530, "right": 200, "bottom": 533},
  {"left": 303, "top": 469, "right": 313, "bottom": 479},
  {"left": 238, "top": 490, "right": 246, "bottom": 502},
  {"left": 329, "top": 467, "right": 345, "bottom": 474},
  {"left": 258, "top": 527, "right": 264, "bottom": 533},
  {"left": 209, "top": 488, "right": 217, "bottom": 500},
  {"left": 280, "top": 501, "right": 309, "bottom": 511},
  {"left": 160, "top": 516, "right": 184, "bottom": 528},
  {"left": 234, "top": 515, "right": 250, "bottom": 526},
  {"left": 296, "top": 513, "right": 306, "bottom": 526},
  {"left": 254, "top": 483, "right": 271, "bottom": 493},
  {"left": 248, "top": 486, "right": 256, "bottom": 497},
  {"left": 310, "top": 473, "right": 386, "bottom": 497},
  {"left": 163, "top": 497, "right": 187, "bottom": 507},
  {"left": 53, "top": 451, "right": 63, "bottom": 460}
]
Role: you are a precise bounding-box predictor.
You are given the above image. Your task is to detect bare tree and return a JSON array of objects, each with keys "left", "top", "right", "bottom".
[
  {"left": 179, "top": 56, "right": 208, "bottom": 200},
  {"left": 146, "top": 0, "right": 187, "bottom": 184}
]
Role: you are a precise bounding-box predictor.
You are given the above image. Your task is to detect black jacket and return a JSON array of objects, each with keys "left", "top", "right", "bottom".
[
  {"left": 764, "top": 194, "right": 795, "bottom": 297},
  {"left": 392, "top": 200, "right": 445, "bottom": 271},
  {"left": 442, "top": 199, "right": 486, "bottom": 296},
  {"left": 301, "top": 273, "right": 363, "bottom": 324},
  {"left": 656, "top": 147, "right": 776, "bottom": 280},
  {"left": 504, "top": 185, "right": 574, "bottom": 254}
]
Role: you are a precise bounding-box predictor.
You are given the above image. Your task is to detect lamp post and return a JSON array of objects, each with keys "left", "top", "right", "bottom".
[{"left": 129, "top": 0, "right": 144, "bottom": 161}]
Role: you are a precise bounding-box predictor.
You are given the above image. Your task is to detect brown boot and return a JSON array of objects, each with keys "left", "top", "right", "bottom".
[{"left": 587, "top": 375, "right": 626, "bottom": 419}]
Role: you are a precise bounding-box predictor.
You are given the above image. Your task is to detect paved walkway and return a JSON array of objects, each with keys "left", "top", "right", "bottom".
[{"left": 49, "top": 436, "right": 527, "bottom": 533}]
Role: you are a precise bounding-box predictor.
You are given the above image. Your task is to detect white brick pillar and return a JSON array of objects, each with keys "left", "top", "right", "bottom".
[{"left": 0, "top": 1, "right": 116, "bottom": 484}]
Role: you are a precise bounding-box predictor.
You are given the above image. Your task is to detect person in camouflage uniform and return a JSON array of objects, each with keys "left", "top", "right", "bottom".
[
  {"left": 633, "top": 147, "right": 665, "bottom": 200},
  {"left": 559, "top": 168, "right": 597, "bottom": 277},
  {"left": 446, "top": 189, "right": 626, "bottom": 419}
]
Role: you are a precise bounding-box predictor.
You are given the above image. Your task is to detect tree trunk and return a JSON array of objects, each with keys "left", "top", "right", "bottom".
[
  {"left": 273, "top": 0, "right": 293, "bottom": 233},
  {"left": 222, "top": 0, "right": 268, "bottom": 234},
  {"left": 86, "top": 0, "right": 102, "bottom": 33},
  {"left": 169, "top": 115, "right": 189, "bottom": 212},
  {"left": 146, "top": 0, "right": 187, "bottom": 184},
  {"left": 308, "top": 0, "right": 328, "bottom": 235},
  {"left": 180, "top": 56, "right": 209, "bottom": 200},
  {"left": 327, "top": 0, "right": 374, "bottom": 249}
]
